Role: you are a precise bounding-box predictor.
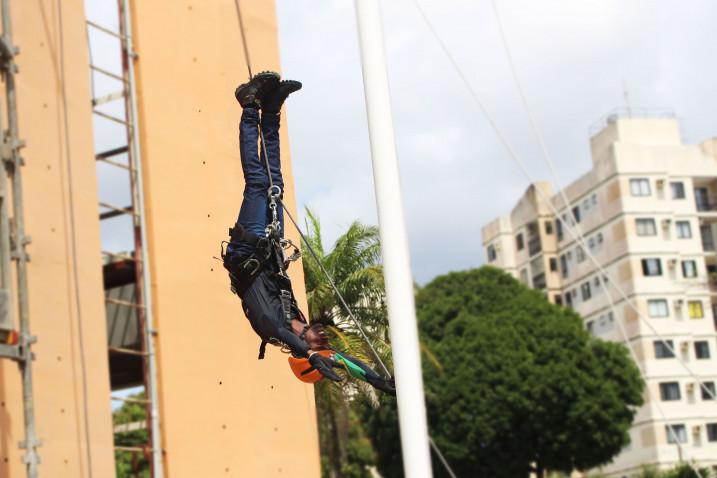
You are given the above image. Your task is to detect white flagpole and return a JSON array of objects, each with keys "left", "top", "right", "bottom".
[{"left": 354, "top": 1, "right": 433, "bottom": 476}]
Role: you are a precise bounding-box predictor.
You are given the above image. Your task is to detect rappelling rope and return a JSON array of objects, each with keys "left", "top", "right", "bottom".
[
  {"left": 415, "top": 0, "right": 710, "bottom": 473},
  {"left": 233, "top": 4, "right": 458, "bottom": 476},
  {"left": 485, "top": 0, "right": 712, "bottom": 467},
  {"left": 279, "top": 198, "right": 392, "bottom": 378}
]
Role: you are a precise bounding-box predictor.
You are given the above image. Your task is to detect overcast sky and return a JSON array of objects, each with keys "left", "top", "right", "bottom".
[
  {"left": 86, "top": 0, "right": 717, "bottom": 284},
  {"left": 275, "top": 0, "right": 717, "bottom": 283}
]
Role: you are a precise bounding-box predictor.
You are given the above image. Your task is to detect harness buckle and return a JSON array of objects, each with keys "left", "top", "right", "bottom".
[{"left": 242, "top": 258, "right": 261, "bottom": 275}]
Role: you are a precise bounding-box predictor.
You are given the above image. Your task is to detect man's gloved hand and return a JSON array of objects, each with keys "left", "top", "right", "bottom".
[{"left": 308, "top": 352, "right": 343, "bottom": 382}]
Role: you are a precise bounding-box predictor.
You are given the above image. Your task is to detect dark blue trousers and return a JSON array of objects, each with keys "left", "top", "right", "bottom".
[{"left": 228, "top": 107, "right": 284, "bottom": 259}]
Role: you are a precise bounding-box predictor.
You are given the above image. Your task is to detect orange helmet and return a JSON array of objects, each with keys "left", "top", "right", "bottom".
[{"left": 288, "top": 349, "right": 334, "bottom": 383}]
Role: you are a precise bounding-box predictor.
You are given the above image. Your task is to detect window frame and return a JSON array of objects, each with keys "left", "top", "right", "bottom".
[
  {"left": 659, "top": 382, "right": 681, "bottom": 401},
  {"left": 707, "top": 423, "right": 717, "bottom": 442},
  {"left": 630, "top": 178, "right": 651, "bottom": 197},
  {"left": 676, "top": 220, "right": 692, "bottom": 239},
  {"left": 654, "top": 340, "right": 675, "bottom": 359},
  {"left": 688, "top": 300, "right": 704, "bottom": 319},
  {"left": 694, "top": 340, "right": 711, "bottom": 359},
  {"left": 516, "top": 233, "right": 524, "bottom": 251},
  {"left": 666, "top": 424, "right": 687, "bottom": 444},
  {"left": 642, "top": 258, "right": 662, "bottom": 277},
  {"left": 487, "top": 244, "right": 497, "bottom": 262},
  {"left": 670, "top": 181, "right": 685, "bottom": 199},
  {"left": 636, "top": 218, "right": 657, "bottom": 236},
  {"left": 701, "top": 382, "right": 716, "bottom": 401},
  {"left": 581, "top": 282, "right": 591, "bottom": 301},
  {"left": 648, "top": 299, "right": 669, "bottom": 318},
  {"left": 682, "top": 260, "right": 698, "bottom": 279}
]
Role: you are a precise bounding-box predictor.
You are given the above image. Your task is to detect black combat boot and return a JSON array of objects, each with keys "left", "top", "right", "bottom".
[
  {"left": 234, "top": 71, "right": 280, "bottom": 108},
  {"left": 261, "top": 80, "right": 302, "bottom": 114}
]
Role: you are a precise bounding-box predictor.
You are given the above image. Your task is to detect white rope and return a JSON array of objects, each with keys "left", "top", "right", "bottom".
[
  {"left": 413, "top": 0, "right": 715, "bottom": 401},
  {"left": 487, "top": 1, "right": 711, "bottom": 470},
  {"left": 414, "top": 0, "right": 713, "bottom": 472}
]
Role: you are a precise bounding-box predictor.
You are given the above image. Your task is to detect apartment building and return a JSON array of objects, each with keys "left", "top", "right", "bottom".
[{"left": 481, "top": 113, "right": 717, "bottom": 476}]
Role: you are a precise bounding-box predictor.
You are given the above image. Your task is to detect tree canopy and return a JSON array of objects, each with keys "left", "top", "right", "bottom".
[{"left": 368, "top": 266, "right": 644, "bottom": 477}]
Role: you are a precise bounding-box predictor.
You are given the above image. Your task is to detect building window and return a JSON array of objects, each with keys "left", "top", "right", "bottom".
[
  {"left": 581, "top": 282, "right": 592, "bottom": 301},
  {"left": 588, "top": 237, "right": 595, "bottom": 250},
  {"left": 636, "top": 218, "right": 657, "bottom": 236},
  {"left": 707, "top": 423, "right": 717, "bottom": 442},
  {"left": 682, "top": 260, "right": 698, "bottom": 278},
  {"left": 670, "top": 181, "right": 685, "bottom": 199},
  {"left": 591, "top": 193, "right": 598, "bottom": 206},
  {"left": 544, "top": 221, "right": 553, "bottom": 235},
  {"left": 701, "top": 382, "right": 716, "bottom": 400},
  {"left": 676, "top": 221, "right": 692, "bottom": 239},
  {"left": 487, "top": 244, "right": 497, "bottom": 262},
  {"left": 630, "top": 178, "right": 651, "bottom": 197},
  {"left": 554, "top": 295, "right": 563, "bottom": 306},
  {"left": 560, "top": 255, "right": 568, "bottom": 278},
  {"left": 583, "top": 198, "right": 590, "bottom": 212},
  {"left": 666, "top": 424, "right": 687, "bottom": 444},
  {"left": 596, "top": 232, "right": 604, "bottom": 244},
  {"left": 576, "top": 246, "right": 586, "bottom": 263},
  {"left": 648, "top": 299, "right": 669, "bottom": 318},
  {"left": 642, "top": 258, "right": 662, "bottom": 276},
  {"left": 694, "top": 341, "right": 711, "bottom": 359},
  {"left": 556, "top": 219, "right": 563, "bottom": 241},
  {"left": 586, "top": 320, "right": 594, "bottom": 334},
  {"left": 516, "top": 233, "right": 524, "bottom": 251},
  {"left": 549, "top": 257, "right": 558, "bottom": 272},
  {"left": 572, "top": 206, "right": 581, "bottom": 224},
  {"left": 688, "top": 301, "right": 704, "bottom": 318},
  {"left": 659, "top": 382, "right": 681, "bottom": 401},
  {"left": 565, "top": 292, "right": 573, "bottom": 308},
  {"left": 654, "top": 340, "right": 675, "bottom": 358}
]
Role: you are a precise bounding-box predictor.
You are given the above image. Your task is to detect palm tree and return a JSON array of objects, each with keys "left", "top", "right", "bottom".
[{"left": 301, "top": 208, "right": 391, "bottom": 478}]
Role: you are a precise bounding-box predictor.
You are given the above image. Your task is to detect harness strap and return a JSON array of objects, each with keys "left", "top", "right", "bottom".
[{"left": 258, "top": 340, "right": 268, "bottom": 360}]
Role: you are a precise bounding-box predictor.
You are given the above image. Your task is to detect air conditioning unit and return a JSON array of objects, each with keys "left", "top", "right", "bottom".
[
  {"left": 668, "top": 258, "right": 678, "bottom": 267},
  {"left": 692, "top": 425, "right": 701, "bottom": 437},
  {"left": 681, "top": 341, "right": 690, "bottom": 352},
  {"left": 686, "top": 383, "right": 695, "bottom": 393},
  {"left": 675, "top": 299, "right": 684, "bottom": 306},
  {"left": 656, "top": 179, "right": 665, "bottom": 187},
  {"left": 662, "top": 219, "right": 672, "bottom": 228}
]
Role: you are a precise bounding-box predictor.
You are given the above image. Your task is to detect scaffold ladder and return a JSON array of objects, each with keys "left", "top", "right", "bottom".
[
  {"left": 0, "top": 0, "right": 41, "bottom": 476},
  {"left": 87, "top": 0, "right": 163, "bottom": 476}
]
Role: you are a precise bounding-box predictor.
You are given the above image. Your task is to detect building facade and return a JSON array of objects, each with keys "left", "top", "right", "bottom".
[{"left": 482, "top": 115, "right": 717, "bottom": 476}]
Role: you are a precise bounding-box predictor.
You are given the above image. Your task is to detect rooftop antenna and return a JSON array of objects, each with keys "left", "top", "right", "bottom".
[
  {"left": 622, "top": 77, "right": 632, "bottom": 118},
  {"left": 354, "top": 1, "right": 433, "bottom": 476}
]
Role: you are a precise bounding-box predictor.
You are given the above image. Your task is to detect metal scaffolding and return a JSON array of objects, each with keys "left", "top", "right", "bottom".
[
  {"left": 0, "top": 0, "right": 41, "bottom": 475},
  {"left": 87, "top": 0, "right": 163, "bottom": 476}
]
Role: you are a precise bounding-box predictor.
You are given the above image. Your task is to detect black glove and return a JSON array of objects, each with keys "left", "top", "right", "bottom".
[{"left": 308, "top": 353, "right": 343, "bottom": 382}]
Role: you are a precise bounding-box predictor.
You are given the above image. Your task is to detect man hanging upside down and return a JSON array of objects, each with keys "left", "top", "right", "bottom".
[{"left": 222, "top": 71, "right": 395, "bottom": 394}]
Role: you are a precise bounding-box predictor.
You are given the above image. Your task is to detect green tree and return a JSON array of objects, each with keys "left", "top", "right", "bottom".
[
  {"left": 301, "top": 209, "right": 390, "bottom": 478},
  {"left": 369, "top": 267, "right": 644, "bottom": 477},
  {"left": 113, "top": 393, "right": 150, "bottom": 478}
]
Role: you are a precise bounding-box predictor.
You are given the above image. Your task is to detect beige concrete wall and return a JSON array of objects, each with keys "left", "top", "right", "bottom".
[
  {"left": 128, "top": 1, "right": 320, "bottom": 476},
  {"left": 0, "top": 0, "right": 115, "bottom": 476}
]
